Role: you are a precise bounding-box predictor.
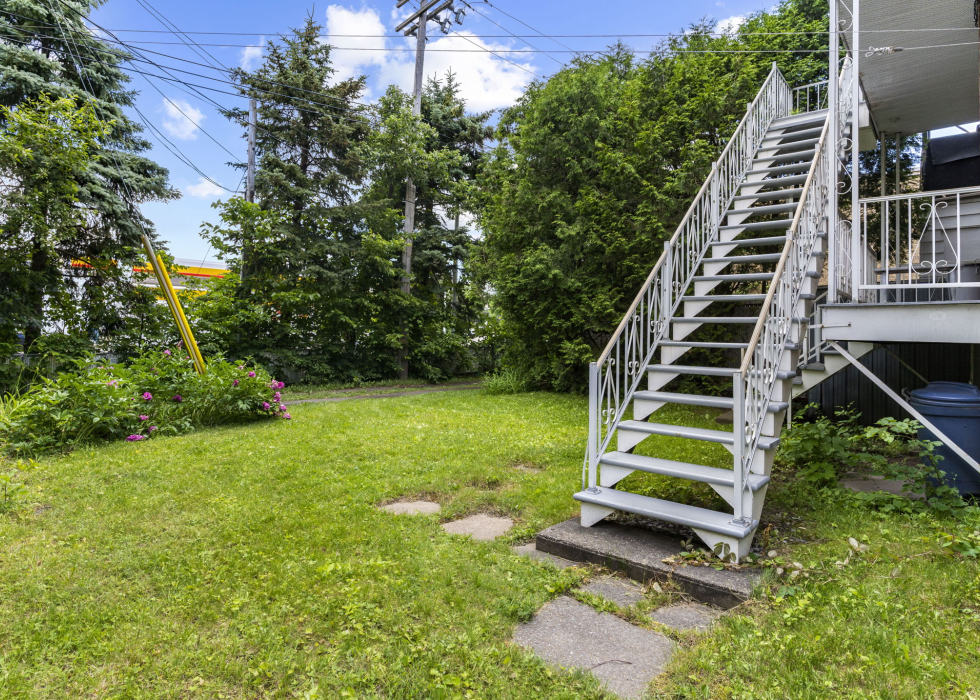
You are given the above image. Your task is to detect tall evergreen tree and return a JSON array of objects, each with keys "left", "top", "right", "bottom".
[{"left": 0, "top": 0, "right": 177, "bottom": 352}]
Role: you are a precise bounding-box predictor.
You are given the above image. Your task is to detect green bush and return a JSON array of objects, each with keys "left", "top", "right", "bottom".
[
  {"left": 0, "top": 349, "right": 289, "bottom": 455},
  {"left": 481, "top": 367, "right": 531, "bottom": 396}
]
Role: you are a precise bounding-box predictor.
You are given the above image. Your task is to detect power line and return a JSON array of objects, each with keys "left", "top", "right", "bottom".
[
  {"left": 480, "top": 0, "right": 578, "bottom": 54},
  {"left": 458, "top": 1, "right": 564, "bottom": 67}
]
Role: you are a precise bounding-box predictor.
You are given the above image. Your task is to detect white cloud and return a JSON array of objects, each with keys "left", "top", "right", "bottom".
[
  {"left": 185, "top": 177, "right": 226, "bottom": 199},
  {"left": 161, "top": 97, "right": 205, "bottom": 141},
  {"left": 717, "top": 15, "right": 746, "bottom": 33},
  {"left": 324, "top": 4, "right": 535, "bottom": 111},
  {"left": 240, "top": 37, "right": 266, "bottom": 70}
]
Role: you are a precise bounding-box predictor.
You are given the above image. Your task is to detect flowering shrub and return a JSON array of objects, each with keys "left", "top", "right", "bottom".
[{"left": 0, "top": 350, "right": 289, "bottom": 455}]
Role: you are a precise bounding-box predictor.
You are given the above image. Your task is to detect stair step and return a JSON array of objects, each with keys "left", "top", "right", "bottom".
[
  {"left": 599, "top": 451, "right": 770, "bottom": 491},
  {"left": 770, "top": 110, "right": 828, "bottom": 128},
  {"left": 574, "top": 489, "right": 759, "bottom": 539},
  {"left": 720, "top": 219, "right": 793, "bottom": 233},
  {"left": 660, "top": 340, "right": 800, "bottom": 351},
  {"left": 703, "top": 253, "right": 783, "bottom": 265},
  {"left": 617, "top": 420, "right": 781, "bottom": 450},
  {"left": 745, "top": 162, "right": 812, "bottom": 177},
  {"left": 754, "top": 149, "right": 817, "bottom": 166},
  {"left": 714, "top": 235, "right": 787, "bottom": 249},
  {"left": 741, "top": 175, "right": 809, "bottom": 190},
  {"left": 734, "top": 187, "right": 805, "bottom": 202},
  {"left": 647, "top": 364, "right": 738, "bottom": 377},
  {"left": 761, "top": 126, "right": 824, "bottom": 144},
  {"left": 691, "top": 272, "right": 775, "bottom": 283},
  {"left": 683, "top": 294, "right": 767, "bottom": 303},
  {"left": 727, "top": 202, "right": 799, "bottom": 218},
  {"left": 634, "top": 390, "right": 789, "bottom": 413},
  {"left": 759, "top": 137, "right": 820, "bottom": 153}
]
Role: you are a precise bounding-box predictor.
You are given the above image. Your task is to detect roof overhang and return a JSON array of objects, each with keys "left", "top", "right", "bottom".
[{"left": 840, "top": 0, "right": 979, "bottom": 134}]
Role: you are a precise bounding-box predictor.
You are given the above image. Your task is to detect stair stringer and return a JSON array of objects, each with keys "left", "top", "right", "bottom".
[{"left": 792, "top": 341, "right": 874, "bottom": 398}]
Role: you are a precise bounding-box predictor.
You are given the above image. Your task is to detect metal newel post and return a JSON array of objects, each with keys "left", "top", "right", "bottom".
[
  {"left": 587, "top": 361, "right": 600, "bottom": 493},
  {"left": 851, "top": 0, "right": 862, "bottom": 297},
  {"left": 732, "top": 371, "right": 746, "bottom": 523},
  {"left": 828, "top": 0, "right": 839, "bottom": 303}
]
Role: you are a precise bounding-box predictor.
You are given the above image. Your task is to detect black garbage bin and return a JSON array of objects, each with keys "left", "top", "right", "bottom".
[{"left": 909, "top": 382, "right": 980, "bottom": 495}]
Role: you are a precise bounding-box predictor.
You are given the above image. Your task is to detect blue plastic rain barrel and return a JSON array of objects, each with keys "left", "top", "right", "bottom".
[{"left": 908, "top": 382, "right": 980, "bottom": 495}]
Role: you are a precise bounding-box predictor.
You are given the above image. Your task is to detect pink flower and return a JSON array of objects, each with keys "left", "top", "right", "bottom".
[
  {"left": 172, "top": 394, "right": 182, "bottom": 403},
  {"left": 248, "top": 371, "right": 256, "bottom": 378},
  {"left": 139, "top": 414, "right": 149, "bottom": 421},
  {"left": 163, "top": 350, "right": 171, "bottom": 356},
  {"left": 107, "top": 379, "right": 117, "bottom": 387},
  {"left": 283, "top": 413, "right": 292, "bottom": 420},
  {"left": 233, "top": 379, "right": 239, "bottom": 387},
  {"left": 238, "top": 365, "right": 245, "bottom": 370},
  {"left": 126, "top": 435, "right": 145, "bottom": 442},
  {"left": 142, "top": 392, "right": 153, "bottom": 401},
  {"left": 273, "top": 392, "right": 281, "bottom": 402},
  {"left": 149, "top": 426, "right": 157, "bottom": 432},
  {"left": 277, "top": 381, "right": 285, "bottom": 390},
  {"left": 262, "top": 402, "right": 270, "bottom": 411},
  {"left": 279, "top": 404, "right": 286, "bottom": 412}
]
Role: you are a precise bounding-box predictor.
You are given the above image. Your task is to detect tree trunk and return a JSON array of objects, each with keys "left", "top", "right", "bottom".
[{"left": 24, "top": 236, "right": 48, "bottom": 352}]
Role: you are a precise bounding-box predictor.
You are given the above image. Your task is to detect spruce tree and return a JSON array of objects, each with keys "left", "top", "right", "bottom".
[{"left": 0, "top": 0, "right": 177, "bottom": 352}]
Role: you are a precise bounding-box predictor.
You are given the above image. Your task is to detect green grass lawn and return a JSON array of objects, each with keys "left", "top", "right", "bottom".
[
  {"left": 280, "top": 377, "right": 481, "bottom": 402},
  {"left": 1, "top": 391, "right": 979, "bottom": 699}
]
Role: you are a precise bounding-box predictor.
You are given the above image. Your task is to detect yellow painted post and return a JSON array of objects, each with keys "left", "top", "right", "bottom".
[
  {"left": 140, "top": 235, "right": 204, "bottom": 374},
  {"left": 157, "top": 255, "right": 206, "bottom": 373}
]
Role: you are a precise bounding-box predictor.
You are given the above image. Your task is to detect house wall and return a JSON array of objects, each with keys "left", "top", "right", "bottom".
[{"left": 803, "top": 343, "right": 978, "bottom": 424}]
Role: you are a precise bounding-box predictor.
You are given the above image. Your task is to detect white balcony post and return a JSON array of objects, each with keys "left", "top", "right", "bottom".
[
  {"left": 828, "top": 0, "right": 839, "bottom": 303},
  {"left": 851, "top": 0, "right": 861, "bottom": 297},
  {"left": 587, "top": 361, "right": 599, "bottom": 492}
]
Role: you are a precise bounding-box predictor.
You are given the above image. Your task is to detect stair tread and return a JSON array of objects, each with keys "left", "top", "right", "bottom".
[
  {"left": 574, "top": 489, "right": 759, "bottom": 539},
  {"left": 740, "top": 175, "right": 809, "bottom": 190},
  {"left": 770, "top": 110, "right": 828, "bottom": 127},
  {"left": 692, "top": 272, "right": 776, "bottom": 282},
  {"left": 734, "top": 187, "right": 805, "bottom": 202},
  {"left": 647, "top": 364, "right": 739, "bottom": 376},
  {"left": 617, "top": 420, "right": 781, "bottom": 450},
  {"left": 752, "top": 150, "right": 816, "bottom": 166},
  {"left": 720, "top": 220, "right": 794, "bottom": 232},
  {"left": 683, "top": 294, "right": 768, "bottom": 302},
  {"left": 660, "top": 340, "right": 800, "bottom": 350},
  {"left": 599, "top": 451, "right": 770, "bottom": 490},
  {"left": 745, "top": 162, "right": 812, "bottom": 177},
  {"left": 759, "top": 138, "right": 820, "bottom": 153},
  {"left": 761, "top": 126, "right": 824, "bottom": 144},
  {"left": 728, "top": 202, "right": 799, "bottom": 217},
  {"left": 704, "top": 253, "right": 783, "bottom": 264},
  {"left": 634, "top": 390, "right": 789, "bottom": 413},
  {"left": 713, "top": 235, "right": 787, "bottom": 248}
]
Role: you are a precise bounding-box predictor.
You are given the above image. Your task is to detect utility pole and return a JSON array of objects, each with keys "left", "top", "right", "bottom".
[
  {"left": 394, "top": 0, "right": 463, "bottom": 378},
  {"left": 247, "top": 99, "right": 257, "bottom": 203}
]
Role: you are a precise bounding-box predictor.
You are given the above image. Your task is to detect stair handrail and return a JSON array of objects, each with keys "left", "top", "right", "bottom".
[
  {"left": 585, "top": 64, "right": 792, "bottom": 492},
  {"left": 733, "top": 92, "right": 834, "bottom": 522}
]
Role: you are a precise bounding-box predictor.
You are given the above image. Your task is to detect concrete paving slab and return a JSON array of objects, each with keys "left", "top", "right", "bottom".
[
  {"left": 512, "top": 543, "right": 577, "bottom": 568},
  {"left": 381, "top": 500, "right": 441, "bottom": 515},
  {"left": 442, "top": 514, "right": 513, "bottom": 540},
  {"left": 514, "top": 596, "right": 674, "bottom": 699},
  {"left": 536, "top": 517, "right": 761, "bottom": 609},
  {"left": 582, "top": 576, "right": 646, "bottom": 607},
  {"left": 839, "top": 473, "right": 918, "bottom": 498},
  {"left": 649, "top": 603, "right": 721, "bottom": 631}
]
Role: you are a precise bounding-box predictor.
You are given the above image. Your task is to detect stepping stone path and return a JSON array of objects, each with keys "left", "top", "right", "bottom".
[
  {"left": 441, "top": 514, "right": 513, "bottom": 540},
  {"left": 514, "top": 597, "right": 674, "bottom": 699},
  {"left": 648, "top": 603, "right": 721, "bottom": 631},
  {"left": 380, "top": 500, "right": 441, "bottom": 515},
  {"left": 582, "top": 576, "right": 646, "bottom": 607},
  {"left": 511, "top": 543, "right": 577, "bottom": 569},
  {"left": 512, "top": 543, "right": 729, "bottom": 697},
  {"left": 839, "top": 473, "right": 918, "bottom": 498}
]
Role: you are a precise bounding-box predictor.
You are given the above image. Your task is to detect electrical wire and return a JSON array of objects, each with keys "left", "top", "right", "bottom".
[{"left": 458, "top": 1, "right": 563, "bottom": 66}]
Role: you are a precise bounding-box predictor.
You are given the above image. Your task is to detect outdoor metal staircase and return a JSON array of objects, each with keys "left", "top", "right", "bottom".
[{"left": 576, "top": 65, "right": 840, "bottom": 561}]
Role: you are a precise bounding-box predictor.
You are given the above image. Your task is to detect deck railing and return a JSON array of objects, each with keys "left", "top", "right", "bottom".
[
  {"left": 793, "top": 80, "right": 829, "bottom": 114},
  {"left": 583, "top": 65, "right": 792, "bottom": 492},
  {"left": 857, "top": 186, "right": 980, "bottom": 301}
]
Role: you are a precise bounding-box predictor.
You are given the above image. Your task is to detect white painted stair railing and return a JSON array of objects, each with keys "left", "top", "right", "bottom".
[{"left": 577, "top": 64, "right": 837, "bottom": 560}]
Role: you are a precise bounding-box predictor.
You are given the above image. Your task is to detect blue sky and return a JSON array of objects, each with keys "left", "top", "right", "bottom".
[{"left": 89, "top": 0, "right": 776, "bottom": 261}]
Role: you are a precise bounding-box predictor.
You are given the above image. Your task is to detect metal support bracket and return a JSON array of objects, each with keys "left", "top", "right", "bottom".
[{"left": 828, "top": 341, "right": 980, "bottom": 475}]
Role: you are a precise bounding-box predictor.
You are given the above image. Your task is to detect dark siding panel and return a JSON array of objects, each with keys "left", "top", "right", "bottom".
[{"left": 804, "top": 344, "right": 975, "bottom": 425}]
